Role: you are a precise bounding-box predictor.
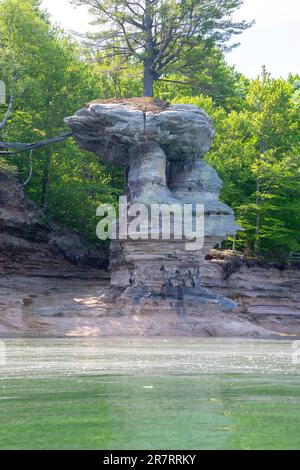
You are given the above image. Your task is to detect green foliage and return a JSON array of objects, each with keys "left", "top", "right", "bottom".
[
  {"left": 0, "top": 1, "right": 299, "bottom": 263},
  {"left": 45, "top": 143, "right": 124, "bottom": 244},
  {"left": 0, "top": 156, "right": 17, "bottom": 176},
  {"left": 175, "top": 72, "right": 300, "bottom": 262},
  {"left": 0, "top": 0, "right": 123, "bottom": 245},
  {"left": 73, "top": 0, "right": 252, "bottom": 96},
  {"left": 158, "top": 45, "right": 249, "bottom": 110}
]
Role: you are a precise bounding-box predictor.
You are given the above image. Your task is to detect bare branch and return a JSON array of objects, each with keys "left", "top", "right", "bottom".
[
  {"left": 22, "top": 150, "right": 33, "bottom": 187},
  {"left": 0, "top": 131, "right": 73, "bottom": 155},
  {"left": 0, "top": 95, "right": 14, "bottom": 131},
  {"left": 157, "top": 78, "right": 211, "bottom": 94}
]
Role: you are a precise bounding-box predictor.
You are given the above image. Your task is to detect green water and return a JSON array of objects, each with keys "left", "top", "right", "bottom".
[{"left": 0, "top": 338, "right": 299, "bottom": 450}]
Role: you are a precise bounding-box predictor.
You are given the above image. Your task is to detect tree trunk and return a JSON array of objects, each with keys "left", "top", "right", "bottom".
[
  {"left": 143, "top": 63, "right": 154, "bottom": 97},
  {"left": 41, "top": 148, "right": 51, "bottom": 213},
  {"left": 143, "top": 0, "right": 154, "bottom": 97},
  {"left": 254, "top": 189, "right": 261, "bottom": 256},
  {"left": 254, "top": 137, "right": 265, "bottom": 256}
]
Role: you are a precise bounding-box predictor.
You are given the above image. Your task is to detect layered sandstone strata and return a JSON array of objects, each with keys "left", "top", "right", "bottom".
[{"left": 65, "top": 100, "right": 239, "bottom": 309}]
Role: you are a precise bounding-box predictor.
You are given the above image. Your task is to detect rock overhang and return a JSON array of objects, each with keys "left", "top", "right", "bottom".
[{"left": 65, "top": 102, "right": 215, "bottom": 163}]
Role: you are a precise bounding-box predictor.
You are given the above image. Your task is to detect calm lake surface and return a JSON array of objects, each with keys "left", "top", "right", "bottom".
[{"left": 0, "top": 338, "right": 299, "bottom": 450}]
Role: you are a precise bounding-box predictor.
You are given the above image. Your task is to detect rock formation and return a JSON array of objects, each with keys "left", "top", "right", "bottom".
[
  {"left": 1, "top": 168, "right": 299, "bottom": 338},
  {"left": 2, "top": 99, "right": 298, "bottom": 338},
  {"left": 65, "top": 99, "right": 240, "bottom": 313},
  {"left": 1, "top": 251, "right": 299, "bottom": 338},
  {"left": 0, "top": 171, "right": 107, "bottom": 275}
]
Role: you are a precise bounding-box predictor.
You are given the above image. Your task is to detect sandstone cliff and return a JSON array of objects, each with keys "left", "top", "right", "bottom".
[
  {"left": 203, "top": 252, "right": 300, "bottom": 335},
  {"left": 0, "top": 172, "right": 107, "bottom": 276},
  {"left": 0, "top": 172, "right": 299, "bottom": 337}
]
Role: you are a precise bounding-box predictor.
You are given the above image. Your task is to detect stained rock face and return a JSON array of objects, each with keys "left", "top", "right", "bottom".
[
  {"left": 65, "top": 101, "right": 239, "bottom": 311},
  {"left": 0, "top": 172, "right": 107, "bottom": 274},
  {"left": 1, "top": 257, "right": 299, "bottom": 338}
]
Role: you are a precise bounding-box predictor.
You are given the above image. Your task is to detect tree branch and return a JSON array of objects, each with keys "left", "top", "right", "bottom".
[
  {"left": 0, "top": 131, "right": 73, "bottom": 155},
  {"left": 22, "top": 150, "right": 33, "bottom": 187},
  {"left": 157, "top": 78, "right": 191, "bottom": 86},
  {"left": 157, "top": 77, "right": 211, "bottom": 94},
  {"left": 0, "top": 95, "right": 14, "bottom": 131}
]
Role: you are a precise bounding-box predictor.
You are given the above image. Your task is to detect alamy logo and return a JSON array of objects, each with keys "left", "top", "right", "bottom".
[
  {"left": 96, "top": 196, "right": 205, "bottom": 251},
  {"left": 0, "top": 80, "right": 6, "bottom": 105}
]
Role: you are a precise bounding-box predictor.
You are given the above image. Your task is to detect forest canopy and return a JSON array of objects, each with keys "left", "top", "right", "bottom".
[{"left": 0, "top": 0, "right": 299, "bottom": 263}]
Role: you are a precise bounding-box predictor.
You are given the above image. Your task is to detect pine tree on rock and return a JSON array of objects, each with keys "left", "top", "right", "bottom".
[{"left": 72, "top": 0, "right": 252, "bottom": 97}]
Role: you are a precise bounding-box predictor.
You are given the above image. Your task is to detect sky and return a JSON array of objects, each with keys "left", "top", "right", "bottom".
[{"left": 40, "top": 0, "right": 300, "bottom": 79}]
